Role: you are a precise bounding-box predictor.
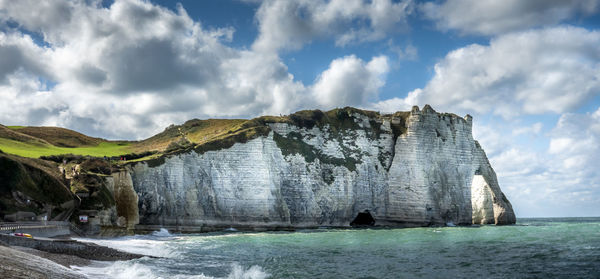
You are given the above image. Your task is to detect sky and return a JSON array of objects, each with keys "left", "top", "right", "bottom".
[{"left": 1, "top": 0, "right": 600, "bottom": 218}]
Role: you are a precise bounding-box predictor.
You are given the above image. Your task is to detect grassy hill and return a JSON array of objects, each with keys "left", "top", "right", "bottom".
[
  {"left": 0, "top": 125, "right": 132, "bottom": 158},
  {"left": 10, "top": 126, "right": 103, "bottom": 147},
  {"left": 0, "top": 107, "right": 402, "bottom": 161},
  {"left": 0, "top": 138, "right": 132, "bottom": 158},
  {"left": 130, "top": 118, "right": 247, "bottom": 152}
]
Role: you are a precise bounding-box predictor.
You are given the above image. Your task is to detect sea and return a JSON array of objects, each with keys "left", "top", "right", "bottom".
[{"left": 72, "top": 218, "right": 600, "bottom": 278}]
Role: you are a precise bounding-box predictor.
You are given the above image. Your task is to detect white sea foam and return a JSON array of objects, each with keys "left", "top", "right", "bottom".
[
  {"left": 224, "top": 264, "right": 269, "bottom": 279},
  {"left": 73, "top": 261, "right": 156, "bottom": 279},
  {"left": 152, "top": 228, "right": 173, "bottom": 237},
  {"left": 74, "top": 261, "right": 269, "bottom": 279},
  {"left": 73, "top": 234, "right": 180, "bottom": 258}
]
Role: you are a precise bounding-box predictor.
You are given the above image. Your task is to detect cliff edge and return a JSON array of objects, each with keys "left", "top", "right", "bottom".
[{"left": 123, "top": 105, "right": 515, "bottom": 231}]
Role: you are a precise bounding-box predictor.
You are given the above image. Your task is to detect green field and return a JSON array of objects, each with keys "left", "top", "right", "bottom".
[{"left": 0, "top": 138, "right": 132, "bottom": 158}]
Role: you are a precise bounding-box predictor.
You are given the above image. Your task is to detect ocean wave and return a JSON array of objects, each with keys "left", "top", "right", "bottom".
[
  {"left": 222, "top": 264, "right": 269, "bottom": 279},
  {"left": 74, "top": 261, "right": 269, "bottom": 279},
  {"left": 73, "top": 261, "right": 156, "bottom": 279},
  {"left": 152, "top": 228, "right": 174, "bottom": 237},
  {"left": 73, "top": 235, "right": 180, "bottom": 258}
]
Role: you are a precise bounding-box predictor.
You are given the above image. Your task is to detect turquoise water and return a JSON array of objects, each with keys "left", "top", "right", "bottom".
[{"left": 75, "top": 218, "right": 600, "bottom": 278}]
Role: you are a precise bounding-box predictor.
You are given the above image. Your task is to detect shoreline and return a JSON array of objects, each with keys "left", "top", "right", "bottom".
[{"left": 0, "top": 234, "right": 147, "bottom": 279}]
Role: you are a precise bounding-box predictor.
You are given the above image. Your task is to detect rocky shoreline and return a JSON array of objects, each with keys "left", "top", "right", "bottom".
[{"left": 0, "top": 235, "right": 146, "bottom": 279}]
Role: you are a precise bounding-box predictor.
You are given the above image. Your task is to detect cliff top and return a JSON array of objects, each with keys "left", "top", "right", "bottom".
[{"left": 0, "top": 106, "right": 468, "bottom": 162}]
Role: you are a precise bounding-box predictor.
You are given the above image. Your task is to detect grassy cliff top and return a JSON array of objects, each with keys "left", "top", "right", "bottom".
[
  {"left": 0, "top": 107, "right": 410, "bottom": 160},
  {"left": 0, "top": 124, "right": 132, "bottom": 158},
  {"left": 131, "top": 118, "right": 248, "bottom": 153}
]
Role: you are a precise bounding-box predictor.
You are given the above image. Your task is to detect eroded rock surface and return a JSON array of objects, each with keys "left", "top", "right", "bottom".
[{"left": 125, "top": 106, "right": 515, "bottom": 231}]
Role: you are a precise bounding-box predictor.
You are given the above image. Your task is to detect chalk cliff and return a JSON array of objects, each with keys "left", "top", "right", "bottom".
[{"left": 122, "top": 106, "right": 515, "bottom": 231}]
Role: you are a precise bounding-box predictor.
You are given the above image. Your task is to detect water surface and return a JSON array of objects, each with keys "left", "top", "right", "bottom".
[{"left": 74, "top": 218, "right": 600, "bottom": 278}]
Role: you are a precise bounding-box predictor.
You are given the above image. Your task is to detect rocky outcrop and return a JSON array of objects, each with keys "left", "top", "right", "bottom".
[
  {"left": 109, "top": 171, "right": 139, "bottom": 230},
  {"left": 125, "top": 106, "right": 515, "bottom": 231},
  {"left": 67, "top": 159, "right": 139, "bottom": 235},
  {"left": 0, "top": 153, "right": 77, "bottom": 222},
  {"left": 0, "top": 245, "right": 85, "bottom": 279}
]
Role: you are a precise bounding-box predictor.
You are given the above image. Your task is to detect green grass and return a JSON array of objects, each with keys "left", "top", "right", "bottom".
[
  {"left": 126, "top": 153, "right": 163, "bottom": 163},
  {"left": 0, "top": 138, "right": 132, "bottom": 158},
  {"left": 6, "top": 126, "right": 25, "bottom": 129}
]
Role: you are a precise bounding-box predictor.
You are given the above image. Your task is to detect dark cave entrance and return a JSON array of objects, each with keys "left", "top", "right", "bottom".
[{"left": 350, "top": 210, "right": 375, "bottom": 227}]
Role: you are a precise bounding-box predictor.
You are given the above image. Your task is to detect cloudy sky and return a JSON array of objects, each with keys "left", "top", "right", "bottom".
[{"left": 1, "top": 0, "right": 600, "bottom": 217}]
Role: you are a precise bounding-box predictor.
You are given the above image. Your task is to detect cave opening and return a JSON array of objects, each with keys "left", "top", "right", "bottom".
[{"left": 350, "top": 210, "right": 375, "bottom": 227}]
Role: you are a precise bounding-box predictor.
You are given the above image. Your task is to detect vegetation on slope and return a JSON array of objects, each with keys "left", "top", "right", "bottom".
[
  {"left": 0, "top": 125, "right": 50, "bottom": 146},
  {"left": 0, "top": 138, "right": 132, "bottom": 158},
  {"left": 9, "top": 126, "right": 103, "bottom": 147},
  {"left": 131, "top": 119, "right": 247, "bottom": 152},
  {"left": 0, "top": 153, "right": 75, "bottom": 219},
  {"left": 0, "top": 124, "right": 132, "bottom": 158},
  {"left": 0, "top": 107, "right": 412, "bottom": 166}
]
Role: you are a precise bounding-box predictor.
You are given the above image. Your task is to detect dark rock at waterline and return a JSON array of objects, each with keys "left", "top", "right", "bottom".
[
  {"left": 0, "top": 234, "right": 146, "bottom": 261},
  {"left": 0, "top": 245, "right": 86, "bottom": 279}
]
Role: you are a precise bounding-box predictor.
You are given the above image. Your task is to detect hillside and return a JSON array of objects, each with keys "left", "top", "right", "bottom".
[
  {"left": 1, "top": 107, "right": 403, "bottom": 161},
  {"left": 0, "top": 125, "right": 132, "bottom": 158},
  {"left": 0, "top": 107, "right": 462, "bottom": 168},
  {"left": 131, "top": 118, "right": 247, "bottom": 152},
  {"left": 0, "top": 151, "right": 76, "bottom": 221},
  {"left": 0, "top": 125, "right": 50, "bottom": 146},
  {"left": 9, "top": 126, "right": 104, "bottom": 147}
]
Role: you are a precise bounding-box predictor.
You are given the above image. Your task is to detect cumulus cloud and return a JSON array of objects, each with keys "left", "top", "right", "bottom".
[
  {"left": 472, "top": 108, "right": 600, "bottom": 217},
  {"left": 0, "top": 0, "right": 299, "bottom": 138},
  {"left": 422, "top": 0, "right": 600, "bottom": 36},
  {"left": 389, "top": 26, "right": 600, "bottom": 117},
  {"left": 537, "top": 109, "right": 600, "bottom": 216},
  {"left": 0, "top": 32, "right": 53, "bottom": 83},
  {"left": 252, "top": 0, "right": 413, "bottom": 53},
  {"left": 549, "top": 108, "right": 600, "bottom": 174},
  {"left": 0, "top": 0, "right": 393, "bottom": 139},
  {"left": 512, "top": 122, "right": 543, "bottom": 136},
  {"left": 369, "top": 88, "right": 420, "bottom": 113},
  {"left": 312, "top": 55, "right": 389, "bottom": 108}
]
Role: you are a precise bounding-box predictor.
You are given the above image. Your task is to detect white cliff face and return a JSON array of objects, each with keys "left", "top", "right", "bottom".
[
  {"left": 126, "top": 107, "right": 515, "bottom": 231},
  {"left": 471, "top": 175, "right": 495, "bottom": 224},
  {"left": 387, "top": 106, "right": 474, "bottom": 225}
]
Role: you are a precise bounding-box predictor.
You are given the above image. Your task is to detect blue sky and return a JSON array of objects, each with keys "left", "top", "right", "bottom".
[{"left": 1, "top": 0, "right": 600, "bottom": 217}]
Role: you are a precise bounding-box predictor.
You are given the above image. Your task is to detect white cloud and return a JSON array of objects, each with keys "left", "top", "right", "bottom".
[
  {"left": 312, "top": 55, "right": 389, "bottom": 108},
  {"left": 0, "top": 71, "right": 65, "bottom": 126},
  {"left": 472, "top": 109, "right": 600, "bottom": 217},
  {"left": 388, "top": 41, "right": 418, "bottom": 61},
  {"left": 0, "top": 32, "right": 53, "bottom": 83},
  {"left": 540, "top": 109, "right": 600, "bottom": 216},
  {"left": 252, "top": 0, "right": 413, "bottom": 53},
  {"left": 0, "top": 0, "right": 305, "bottom": 138},
  {"left": 549, "top": 109, "right": 600, "bottom": 172},
  {"left": 0, "top": 0, "right": 393, "bottom": 139},
  {"left": 472, "top": 122, "right": 511, "bottom": 157},
  {"left": 422, "top": 0, "right": 600, "bottom": 36},
  {"left": 393, "top": 26, "right": 600, "bottom": 117},
  {"left": 512, "top": 122, "right": 543, "bottom": 136}
]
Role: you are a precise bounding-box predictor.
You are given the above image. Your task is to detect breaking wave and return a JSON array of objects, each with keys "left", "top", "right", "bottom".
[
  {"left": 73, "top": 262, "right": 269, "bottom": 279},
  {"left": 152, "top": 228, "right": 174, "bottom": 237},
  {"left": 73, "top": 230, "right": 180, "bottom": 258}
]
